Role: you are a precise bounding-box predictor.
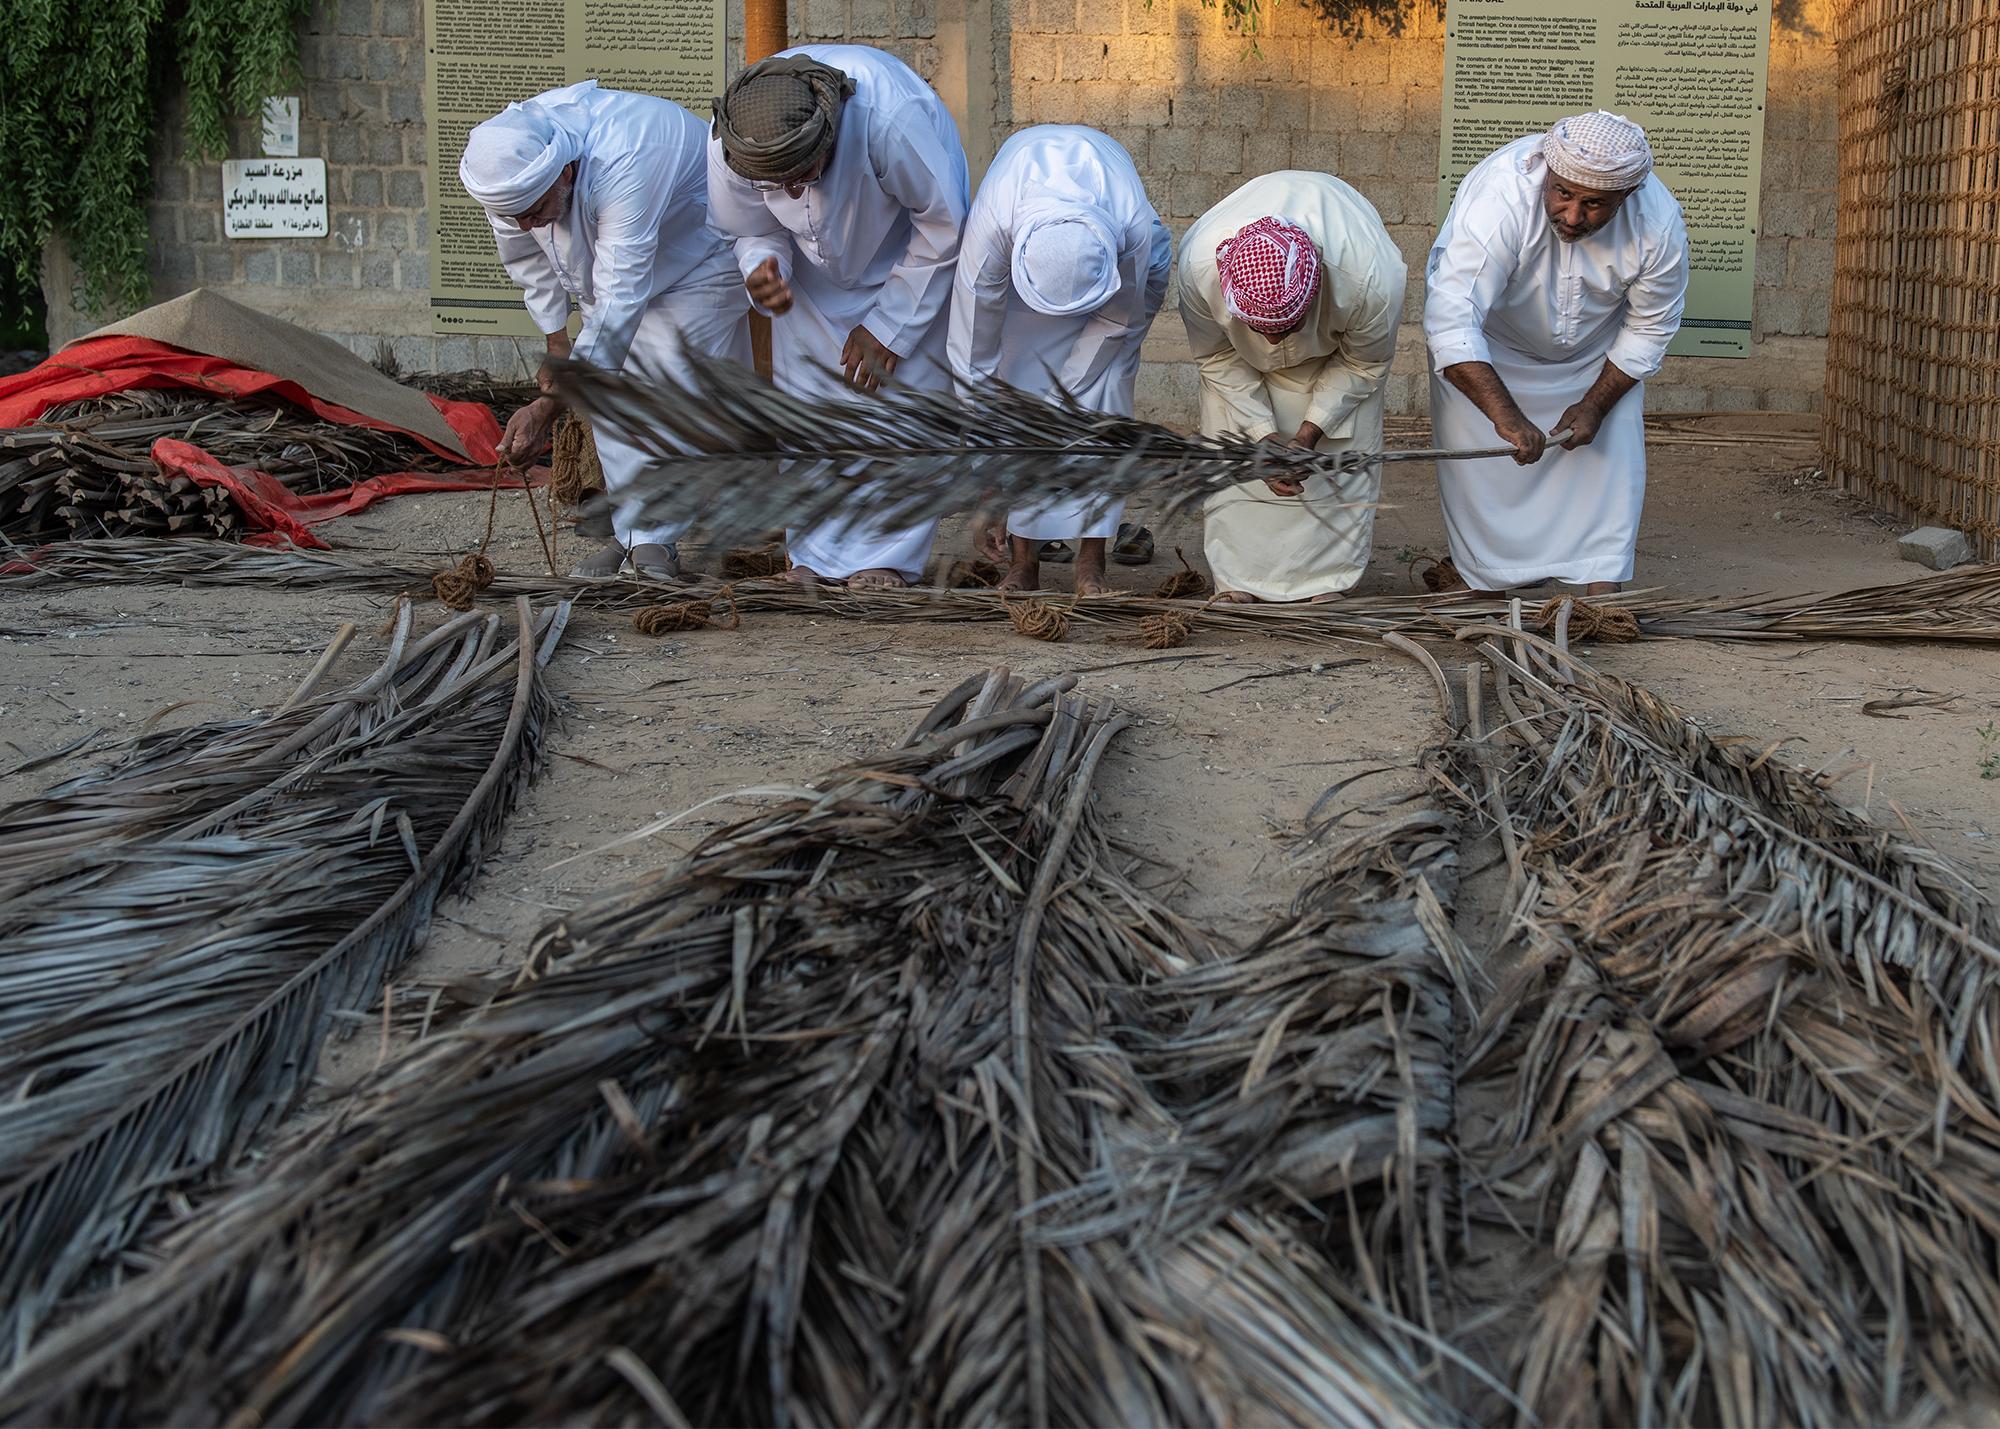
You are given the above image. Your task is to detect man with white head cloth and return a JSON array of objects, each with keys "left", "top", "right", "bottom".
[
  {"left": 708, "top": 45, "right": 969, "bottom": 589},
  {"left": 948, "top": 124, "right": 1172, "bottom": 596},
  {"left": 1425, "top": 110, "right": 1689, "bottom": 594},
  {"left": 1178, "top": 171, "right": 1407, "bottom": 603},
  {"left": 460, "top": 80, "right": 751, "bottom": 580}
]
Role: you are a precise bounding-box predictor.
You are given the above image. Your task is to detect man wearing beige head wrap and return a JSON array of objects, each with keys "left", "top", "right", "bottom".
[{"left": 1425, "top": 111, "right": 1689, "bottom": 595}]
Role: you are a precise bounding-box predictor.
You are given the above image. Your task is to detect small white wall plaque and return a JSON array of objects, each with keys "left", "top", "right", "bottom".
[{"left": 222, "top": 158, "right": 329, "bottom": 238}]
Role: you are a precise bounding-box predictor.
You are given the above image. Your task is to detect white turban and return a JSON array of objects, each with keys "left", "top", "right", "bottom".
[
  {"left": 459, "top": 81, "right": 597, "bottom": 216},
  {"left": 1541, "top": 110, "right": 1654, "bottom": 191},
  {"left": 1012, "top": 205, "right": 1120, "bottom": 318}
]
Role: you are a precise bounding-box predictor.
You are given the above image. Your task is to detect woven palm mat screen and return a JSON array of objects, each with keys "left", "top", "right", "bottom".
[
  {"left": 7, "top": 628, "right": 2000, "bottom": 1424},
  {"left": 1823, "top": 0, "right": 2000, "bottom": 557}
]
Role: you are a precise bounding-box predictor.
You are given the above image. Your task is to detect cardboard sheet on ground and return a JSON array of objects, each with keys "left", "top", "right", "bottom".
[{"left": 73, "top": 289, "right": 471, "bottom": 457}]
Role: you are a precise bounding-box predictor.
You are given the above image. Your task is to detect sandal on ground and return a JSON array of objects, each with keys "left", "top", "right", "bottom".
[
  {"left": 630, "top": 542, "right": 681, "bottom": 581},
  {"left": 570, "top": 542, "right": 627, "bottom": 579},
  {"left": 1036, "top": 540, "right": 1075, "bottom": 564},
  {"left": 1111, "top": 522, "right": 1156, "bottom": 566}
]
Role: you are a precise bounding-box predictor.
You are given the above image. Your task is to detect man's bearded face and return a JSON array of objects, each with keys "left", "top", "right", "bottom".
[
  {"left": 511, "top": 163, "right": 577, "bottom": 231},
  {"left": 1542, "top": 173, "right": 1633, "bottom": 242}
]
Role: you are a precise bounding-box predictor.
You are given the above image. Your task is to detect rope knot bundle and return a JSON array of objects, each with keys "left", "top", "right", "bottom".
[
  {"left": 720, "top": 542, "right": 789, "bottom": 579},
  {"left": 1536, "top": 595, "right": 1640, "bottom": 643},
  {"left": 548, "top": 411, "right": 603, "bottom": 507},
  {"left": 1005, "top": 598, "right": 1071, "bottom": 642},
  {"left": 1139, "top": 611, "right": 1194, "bottom": 648},
  {"left": 431, "top": 554, "right": 496, "bottom": 610},
  {"left": 1152, "top": 549, "right": 1210, "bottom": 600},
  {"left": 633, "top": 587, "right": 740, "bottom": 636}
]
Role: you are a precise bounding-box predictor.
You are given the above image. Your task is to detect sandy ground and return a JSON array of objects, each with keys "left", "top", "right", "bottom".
[{"left": 3, "top": 413, "right": 1996, "bottom": 1097}]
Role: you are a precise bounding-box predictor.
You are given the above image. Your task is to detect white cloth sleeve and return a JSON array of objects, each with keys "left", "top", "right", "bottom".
[
  {"left": 859, "top": 99, "right": 968, "bottom": 358},
  {"left": 1181, "top": 272, "right": 1278, "bottom": 440},
  {"left": 1422, "top": 185, "right": 1523, "bottom": 371},
  {"left": 704, "top": 142, "right": 792, "bottom": 315},
  {"left": 1605, "top": 214, "right": 1691, "bottom": 381},
  {"left": 1304, "top": 274, "right": 1400, "bottom": 435},
  {"left": 567, "top": 152, "right": 666, "bottom": 372},
  {"left": 490, "top": 217, "right": 572, "bottom": 336},
  {"left": 946, "top": 203, "right": 1013, "bottom": 398}
]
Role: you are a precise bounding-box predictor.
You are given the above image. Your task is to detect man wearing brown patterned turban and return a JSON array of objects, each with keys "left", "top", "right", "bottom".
[{"left": 707, "top": 46, "right": 970, "bottom": 589}]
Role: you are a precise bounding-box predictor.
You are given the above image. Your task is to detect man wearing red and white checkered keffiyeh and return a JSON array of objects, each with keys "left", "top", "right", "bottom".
[{"left": 1178, "top": 173, "right": 1407, "bottom": 604}]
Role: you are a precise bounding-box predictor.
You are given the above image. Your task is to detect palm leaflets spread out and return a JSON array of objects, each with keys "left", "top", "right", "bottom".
[
  {"left": 0, "top": 597, "right": 566, "bottom": 1365},
  {"left": 548, "top": 350, "right": 1370, "bottom": 547},
  {"left": 10, "top": 536, "right": 2000, "bottom": 649},
  {"left": 1432, "top": 611, "right": 2000, "bottom": 1426},
  {"left": 0, "top": 668, "right": 1477, "bottom": 1427}
]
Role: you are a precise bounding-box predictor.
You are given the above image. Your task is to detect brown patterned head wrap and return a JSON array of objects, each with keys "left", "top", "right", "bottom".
[{"left": 713, "top": 55, "right": 855, "bottom": 182}]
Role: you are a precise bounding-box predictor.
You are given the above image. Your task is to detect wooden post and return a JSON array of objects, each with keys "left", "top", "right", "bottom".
[{"left": 743, "top": 0, "right": 787, "bottom": 378}]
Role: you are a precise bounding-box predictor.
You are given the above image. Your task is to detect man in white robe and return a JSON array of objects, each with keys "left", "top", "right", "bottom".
[
  {"left": 1425, "top": 110, "right": 1689, "bottom": 594},
  {"left": 707, "top": 46, "right": 969, "bottom": 589},
  {"left": 1179, "top": 172, "right": 1406, "bottom": 603},
  {"left": 461, "top": 80, "right": 752, "bottom": 580},
  {"left": 948, "top": 124, "right": 1171, "bottom": 595}
]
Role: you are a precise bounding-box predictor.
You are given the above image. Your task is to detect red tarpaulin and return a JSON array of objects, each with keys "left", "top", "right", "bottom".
[
  {"left": 0, "top": 336, "right": 547, "bottom": 547},
  {"left": 0, "top": 335, "right": 505, "bottom": 466},
  {"left": 148, "top": 440, "right": 548, "bottom": 550}
]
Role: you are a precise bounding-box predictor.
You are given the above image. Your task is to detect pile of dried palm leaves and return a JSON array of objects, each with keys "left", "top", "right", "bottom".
[
  {"left": 0, "top": 596, "right": 566, "bottom": 1365},
  {"left": 10, "top": 536, "right": 2000, "bottom": 651},
  {"left": 0, "top": 667, "right": 1487, "bottom": 1426},
  {"left": 1, "top": 364, "right": 534, "bottom": 544},
  {"left": 1419, "top": 610, "right": 2000, "bottom": 1425}
]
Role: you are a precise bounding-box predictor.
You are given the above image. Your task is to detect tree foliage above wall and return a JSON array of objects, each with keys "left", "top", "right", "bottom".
[{"left": 0, "top": 0, "right": 313, "bottom": 321}]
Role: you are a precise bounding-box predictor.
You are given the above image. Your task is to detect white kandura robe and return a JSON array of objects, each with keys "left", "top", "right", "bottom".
[
  {"left": 946, "top": 125, "right": 1172, "bottom": 543},
  {"left": 488, "top": 82, "right": 751, "bottom": 549},
  {"left": 706, "top": 44, "right": 969, "bottom": 581},
  {"left": 1425, "top": 133, "right": 1690, "bottom": 588},
  {"left": 1178, "top": 172, "right": 1407, "bottom": 601}
]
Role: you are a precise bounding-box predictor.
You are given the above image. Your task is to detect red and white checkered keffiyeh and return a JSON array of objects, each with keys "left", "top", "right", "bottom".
[{"left": 1216, "top": 215, "right": 1322, "bottom": 337}]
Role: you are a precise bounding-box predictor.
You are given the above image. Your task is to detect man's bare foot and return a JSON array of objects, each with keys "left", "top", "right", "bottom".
[
  {"left": 997, "top": 560, "right": 1040, "bottom": 593},
  {"left": 1216, "top": 589, "right": 1260, "bottom": 604},
  {"left": 848, "top": 568, "right": 909, "bottom": 591},
  {"left": 1075, "top": 538, "right": 1109, "bottom": 596},
  {"left": 1307, "top": 590, "right": 1342, "bottom": 604},
  {"left": 1584, "top": 581, "right": 1620, "bottom": 597},
  {"left": 787, "top": 563, "right": 826, "bottom": 587}
]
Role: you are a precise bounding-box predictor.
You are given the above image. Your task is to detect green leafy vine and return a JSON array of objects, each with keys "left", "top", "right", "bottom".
[{"left": 0, "top": 0, "right": 312, "bottom": 323}]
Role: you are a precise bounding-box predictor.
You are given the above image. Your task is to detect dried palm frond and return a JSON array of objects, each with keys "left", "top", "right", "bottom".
[
  {"left": 12, "top": 538, "right": 2000, "bottom": 650},
  {"left": 2, "top": 391, "right": 458, "bottom": 542},
  {"left": 549, "top": 350, "right": 1372, "bottom": 546},
  {"left": 0, "top": 597, "right": 567, "bottom": 1365},
  {"left": 1, "top": 669, "right": 1462, "bottom": 1428},
  {"left": 1428, "top": 611, "right": 2000, "bottom": 1424}
]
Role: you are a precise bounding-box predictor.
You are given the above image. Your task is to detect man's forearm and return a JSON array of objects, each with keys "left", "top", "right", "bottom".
[
  {"left": 1574, "top": 358, "right": 1637, "bottom": 418},
  {"left": 536, "top": 330, "right": 573, "bottom": 400},
  {"left": 1440, "top": 360, "right": 1525, "bottom": 429}
]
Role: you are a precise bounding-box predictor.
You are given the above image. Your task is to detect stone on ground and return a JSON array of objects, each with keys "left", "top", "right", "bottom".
[{"left": 1898, "top": 525, "right": 1972, "bottom": 570}]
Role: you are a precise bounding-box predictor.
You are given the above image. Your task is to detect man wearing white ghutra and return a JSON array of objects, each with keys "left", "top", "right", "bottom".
[{"left": 1425, "top": 110, "right": 1690, "bottom": 595}]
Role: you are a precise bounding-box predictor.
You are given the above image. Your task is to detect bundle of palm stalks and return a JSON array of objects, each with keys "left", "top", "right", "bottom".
[
  {"left": 12, "top": 537, "right": 2000, "bottom": 651},
  {"left": 1425, "top": 610, "right": 2000, "bottom": 1425},
  {"left": 0, "top": 390, "right": 459, "bottom": 542},
  {"left": 550, "top": 350, "right": 1382, "bottom": 546},
  {"left": 0, "top": 596, "right": 566, "bottom": 1365},
  {"left": 1, "top": 668, "right": 1479, "bottom": 1427}
]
